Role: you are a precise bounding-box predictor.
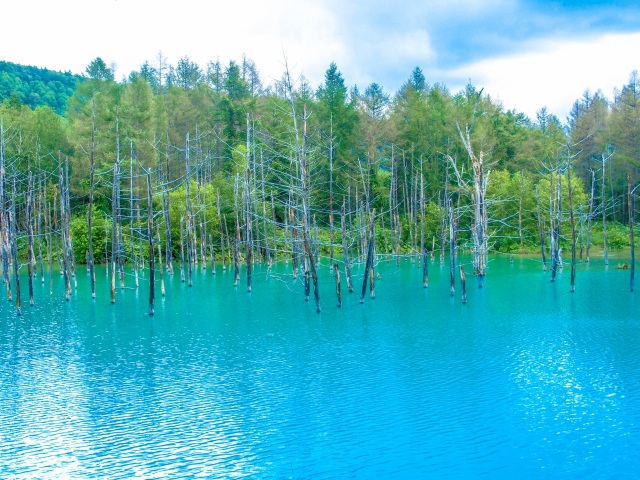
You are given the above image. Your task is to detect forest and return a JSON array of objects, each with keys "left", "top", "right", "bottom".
[
  {"left": 0, "top": 61, "right": 82, "bottom": 115},
  {"left": 0, "top": 54, "right": 638, "bottom": 313}
]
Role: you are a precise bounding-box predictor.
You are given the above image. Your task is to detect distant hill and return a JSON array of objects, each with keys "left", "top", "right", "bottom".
[{"left": 0, "top": 60, "right": 84, "bottom": 114}]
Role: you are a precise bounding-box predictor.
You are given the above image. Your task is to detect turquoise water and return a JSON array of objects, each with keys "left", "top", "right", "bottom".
[{"left": 1, "top": 256, "right": 639, "bottom": 479}]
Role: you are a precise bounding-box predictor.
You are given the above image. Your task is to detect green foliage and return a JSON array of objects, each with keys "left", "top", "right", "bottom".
[
  {"left": 165, "top": 174, "right": 234, "bottom": 254},
  {"left": 0, "top": 60, "right": 83, "bottom": 114},
  {"left": 71, "top": 213, "right": 110, "bottom": 264},
  {"left": 85, "top": 57, "right": 114, "bottom": 81},
  {"left": 589, "top": 222, "right": 637, "bottom": 250}
]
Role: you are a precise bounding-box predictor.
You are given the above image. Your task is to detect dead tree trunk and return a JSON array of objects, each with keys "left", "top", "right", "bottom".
[
  {"left": 629, "top": 172, "right": 635, "bottom": 292},
  {"left": 110, "top": 122, "right": 121, "bottom": 304},
  {"left": 586, "top": 169, "right": 595, "bottom": 262},
  {"left": 157, "top": 229, "right": 165, "bottom": 296},
  {"left": 578, "top": 205, "right": 585, "bottom": 262},
  {"left": 448, "top": 124, "right": 490, "bottom": 288},
  {"left": 130, "top": 144, "right": 139, "bottom": 289},
  {"left": 460, "top": 265, "right": 467, "bottom": 304},
  {"left": 37, "top": 176, "right": 45, "bottom": 285},
  {"left": 389, "top": 146, "right": 398, "bottom": 265},
  {"left": 602, "top": 154, "right": 609, "bottom": 266},
  {"left": 10, "top": 178, "right": 20, "bottom": 315},
  {"left": 299, "top": 106, "right": 320, "bottom": 312},
  {"left": 304, "top": 257, "right": 310, "bottom": 301},
  {"left": 550, "top": 172, "right": 561, "bottom": 283},
  {"left": 328, "top": 116, "right": 335, "bottom": 272},
  {"left": 0, "top": 118, "right": 9, "bottom": 301},
  {"left": 233, "top": 175, "right": 241, "bottom": 287},
  {"left": 422, "top": 246, "right": 429, "bottom": 288},
  {"left": 439, "top": 190, "right": 446, "bottom": 266},
  {"left": 222, "top": 214, "right": 230, "bottom": 271},
  {"left": 420, "top": 158, "right": 426, "bottom": 287},
  {"left": 360, "top": 210, "right": 376, "bottom": 303},
  {"left": 518, "top": 171, "right": 524, "bottom": 249},
  {"left": 162, "top": 175, "right": 173, "bottom": 276},
  {"left": 46, "top": 192, "right": 53, "bottom": 295},
  {"left": 217, "top": 190, "right": 226, "bottom": 271},
  {"left": 185, "top": 133, "right": 193, "bottom": 287},
  {"left": 179, "top": 216, "right": 186, "bottom": 283},
  {"left": 341, "top": 198, "right": 353, "bottom": 292},
  {"left": 88, "top": 98, "right": 96, "bottom": 298},
  {"left": 64, "top": 157, "right": 76, "bottom": 288},
  {"left": 448, "top": 196, "right": 456, "bottom": 296},
  {"left": 147, "top": 171, "right": 155, "bottom": 315},
  {"left": 536, "top": 185, "right": 547, "bottom": 270},
  {"left": 567, "top": 156, "right": 577, "bottom": 292},
  {"left": 59, "top": 164, "right": 71, "bottom": 301},
  {"left": 245, "top": 168, "right": 253, "bottom": 293},
  {"left": 26, "top": 172, "right": 35, "bottom": 306},
  {"left": 271, "top": 192, "right": 277, "bottom": 267},
  {"left": 260, "top": 155, "right": 271, "bottom": 269},
  {"left": 334, "top": 262, "right": 342, "bottom": 307}
]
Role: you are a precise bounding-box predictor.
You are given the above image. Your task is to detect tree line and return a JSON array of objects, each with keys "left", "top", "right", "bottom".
[{"left": 0, "top": 54, "right": 638, "bottom": 313}]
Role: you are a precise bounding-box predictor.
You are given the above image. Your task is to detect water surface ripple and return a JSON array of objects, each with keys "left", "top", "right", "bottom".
[{"left": 1, "top": 256, "right": 640, "bottom": 478}]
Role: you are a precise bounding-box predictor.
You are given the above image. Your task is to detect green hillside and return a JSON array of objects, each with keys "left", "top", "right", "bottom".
[{"left": 0, "top": 60, "right": 83, "bottom": 114}]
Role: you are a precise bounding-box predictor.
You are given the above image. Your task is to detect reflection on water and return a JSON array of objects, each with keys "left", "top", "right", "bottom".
[{"left": 1, "top": 256, "right": 639, "bottom": 478}]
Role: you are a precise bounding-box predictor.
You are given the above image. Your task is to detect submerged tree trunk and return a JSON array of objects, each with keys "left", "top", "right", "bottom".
[
  {"left": 586, "top": 169, "right": 595, "bottom": 262},
  {"left": 245, "top": 168, "right": 253, "bottom": 293},
  {"left": 536, "top": 185, "right": 547, "bottom": 270},
  {"left": 550, "top": 173, "right": 561, "bottom": 283},
  {"left": 157, "top": 229, "right": 165, "bottom": 296},
  {"left": 328, "top": 117, "right": 335, "bottom": 272},
  {"left": 420, "top": 160, "right": 427, "bottom": 288},
  {"left": 439, "top": 190, "right": 446, "bottom": 266},
  {"left": 299, "top": 106, "right": 321, "bottom": 312},
  {"left": 567, "top": 156, "right": 577, "bottom": 292},
  {"left": 334, "top": 262, "right": 342, "bottom": 307},
  {"left": 26, "top": 172, "right": 35, "bottom": 306},
  {"left": 422, "top": 247, "right": 429, "bottom": 288},
  {"left": 518, "top": 172, "right": 524, "bottom": 249},
  {"left": 629, "top": 172, "right": 635, "bottom": 292},
  {"left": 111, "top": 123, "right": 121, "bottom": 303},
  {"left": 65, "top": 157, "right": 76, "bottom": 289},
  {"left": 59, "top": 164, "right": 71, "bottom": 301},
  {"left": 0, "top": 119, "right": 10, "bottom": 302},
  {"left": 147, "top": 172, "right": 155, "bottom": 315},
  {"left": 130, "top": 145, "right": 139, "bottom": 289},
  {"left": 88, "top": 99, "right": 96, "bottom": 299},
  {"left": 233, "top": 175, "right": 241, "bottom": 287},
  {"left": 341, "top": 198, "right": 353, "bottom": 293},
  {"left": 10, "top": 179, "right": 20, "bottom": 315},
  {"left": 179, "top": 216, "right": 186, "bottom": 283},
  {"left": 360, "top": 210, "right": 376, "bottom": 303},
  {"left": 217, "top": 190, "right": 226, "bottom": 271},
  {"left": 460, "top": 265, "right": 467, "bottom": 304},
  {"left": 37, "top": 177, "right": 45, "bottom": 286},
  {"left": 448, "top": 197, "right": 456, "bottom": 296},
  {"left": 185, "top": 133, "right": 193, "bottom": 287},
  {"left": 602, "top": 154, "right": 609, "bottom": 266},
  {"left": 245, "top": 117, "right": 253, "bottom": 293}
]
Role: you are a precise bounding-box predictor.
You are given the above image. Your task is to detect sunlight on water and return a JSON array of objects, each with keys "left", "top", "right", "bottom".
[{"left": 1, "top": 255, "right": 639, "bottom": 478}]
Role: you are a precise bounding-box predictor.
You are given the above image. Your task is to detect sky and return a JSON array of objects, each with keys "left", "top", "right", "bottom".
[{"left": 2, "top": 0, "right": 640, "bottom": 121}]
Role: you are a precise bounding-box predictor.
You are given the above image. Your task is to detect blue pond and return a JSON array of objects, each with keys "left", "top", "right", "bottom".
[{"left": 1, "top": 255, "right": 639, "bottom": 478}]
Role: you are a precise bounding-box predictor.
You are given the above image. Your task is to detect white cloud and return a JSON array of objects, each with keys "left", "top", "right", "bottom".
[
  {"left": 445, "top": 32, "right": 640, "bottom": 121},
  {"left": 0, "top": 0, "right": 343, "bottom": 84},
  {"left": 2, "top": 0, "right": 639, "bottom": 115}
]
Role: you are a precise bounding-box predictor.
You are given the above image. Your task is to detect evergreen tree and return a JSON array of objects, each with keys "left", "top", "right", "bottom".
[
  {"left": 175, "top": 56, "right": 203, "bottom": 90},
  {"left": 85, "top": 57, "right": 114, "bottom": 81}
]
